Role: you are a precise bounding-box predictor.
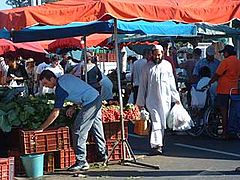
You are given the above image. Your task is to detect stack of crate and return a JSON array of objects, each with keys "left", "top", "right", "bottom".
[
  {"left": 7, "top": 127, "right": 70, "bottom": 175},
  {"left": 7, "top": 121, "right": 129, "bottom": 174},
  {"left": 0, "top": 157, "right": 14, "bottom": 180}
]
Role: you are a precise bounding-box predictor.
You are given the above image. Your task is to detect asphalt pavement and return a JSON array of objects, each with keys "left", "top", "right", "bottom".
[{"left": 15, "top": 123, "right": 240, "bottom": 180}]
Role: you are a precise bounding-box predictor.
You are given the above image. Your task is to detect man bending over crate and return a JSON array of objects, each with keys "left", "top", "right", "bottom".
[{"left": 38, "top": 70, "right": 107, "bottom": 171}]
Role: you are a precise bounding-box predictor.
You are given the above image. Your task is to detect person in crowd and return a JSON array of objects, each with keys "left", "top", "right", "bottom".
[
  {"left": 38, "top": 70, "right": 107, "bottom": 171},
  {"left": 100, "top": 73, "right": 113, "bottom": 101},
  {"left": 25, "top": 58, "right": 36, "bottom": 95},
  {"left": 191, "top": 45, "right": 220, "bottom": 102},
  {"left": 206, "top": 45, "right": 240, "bottom": 139},
  {"left": 179, "top": 48, "right": 202, "bottom": 79},
  {"left": 46, "top": 55, "right": 64, "bottom": 78},
  {"left": 160, "top": 41, "right": 176, "bottom": 76},
  {"left": 81, "top": 52, "right": 102, "bottom": 93},
  {"left": 6, "top": 56, "right": 28, "bottom": 87},
  {"left": 60, "top": 53, "right": 69, "bottom": 71},
  {"left": 131, "top": 49, "right": 148, "bottom": 104},
  {"left": 136, "top": 45, "right": 180, "bottom": 155},
  {"left": 0, "top": 57, "right": 8, "bottom": 85},
  {"left": 36, "top": 58, "right": 51, "bottom": 95},
  {"left": 192, "top": 45, "right": 220, "bottom": 81}
]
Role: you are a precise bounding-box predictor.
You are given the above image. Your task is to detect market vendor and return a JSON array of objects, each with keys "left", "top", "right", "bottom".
[{"left": 38, "top": 70, "right": 107, "bottom": 171}]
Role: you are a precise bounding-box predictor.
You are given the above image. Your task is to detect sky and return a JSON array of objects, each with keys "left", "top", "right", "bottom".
[{"left": 0, "top": 0, "right": 12, "bottom": 10}]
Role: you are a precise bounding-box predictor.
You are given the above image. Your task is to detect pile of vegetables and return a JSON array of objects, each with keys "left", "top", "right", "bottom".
[
  {"left": 102, "top": 103, "right": 140, "bottom": 123},
  {"left": 0, "top": 88, "right": 71, "bottom": 132}
]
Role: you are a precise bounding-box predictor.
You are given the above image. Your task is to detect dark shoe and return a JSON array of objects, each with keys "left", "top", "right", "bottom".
[
  {"left": 67, "top": 162, "right": 90, "bottom": 172},
  {"left": 96, "top": 154, "right": 108, "bottom": 166},
  {"left": 148, "top": 146, "right": 163, "bottom": 156}
]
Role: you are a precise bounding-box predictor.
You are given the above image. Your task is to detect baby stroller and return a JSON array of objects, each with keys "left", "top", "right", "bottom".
[
  {"left": 187, "top": 85, "right": 210, "bottom": 136},
  {"left": 227, "top": 88, "right": 240, "bottom": 136}
]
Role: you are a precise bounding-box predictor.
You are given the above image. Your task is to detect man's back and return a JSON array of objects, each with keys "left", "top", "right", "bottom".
[{"left": 132, "top": 58, "right": 147, "bottom": 86}]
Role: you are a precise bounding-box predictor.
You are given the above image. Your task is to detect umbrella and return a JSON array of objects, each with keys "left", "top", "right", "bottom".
[
  {"left": 48, "top": 37, "right": 83, "bottom": 52},
  {"left": 0, "top": 39, "right": 16, "bottom": 55},
  {"left": 47, "top": 34, "right": 112, "bottom": 52},
  {"left": 0, "top": 38, "right": 46, "bottom": 56}
]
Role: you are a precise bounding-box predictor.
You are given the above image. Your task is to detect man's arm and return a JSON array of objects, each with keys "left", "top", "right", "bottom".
[{"left": 39, "top": 108, "right": 60, "bottom": 130}]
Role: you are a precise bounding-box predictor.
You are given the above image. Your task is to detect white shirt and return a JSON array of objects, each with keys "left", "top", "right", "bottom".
[
  {"left": 132, "top": 58, "right": 147, "bottom": 86},
  {"left": 46, "top": 65, "right": 64, "bottom": 78},
  {"left": 36, "top": 62, "right": 50, "bottom": 74}
]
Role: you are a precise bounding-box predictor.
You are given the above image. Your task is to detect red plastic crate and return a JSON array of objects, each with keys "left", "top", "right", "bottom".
[
  {"left": 106, "top": 140, "right": 130, "bottom": 161},
  {"left": 0, "top": 157, "right": 14, "bottom": 180},
  {"left": 44, "top": 153, "right": 55, "bottom": 173},
  {"left": 104, "top": 122, "right": 128, "bottom": 140},
  {"left": 20, "top": 127, "right": 70, "bottom": 154},
  {"left": 7, "top": 151, "right": 24, "bottom": 175},
  {"left": 55, "top": 148, "right": 76, "bottom": 169}
]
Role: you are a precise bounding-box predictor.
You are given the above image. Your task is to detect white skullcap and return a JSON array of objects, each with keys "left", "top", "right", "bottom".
[
  {"left": 206, "top": 45, "right": 215, "bottom": 56},
  {"left": 152, "top": 45, "right": 164, "bottom": 51}
]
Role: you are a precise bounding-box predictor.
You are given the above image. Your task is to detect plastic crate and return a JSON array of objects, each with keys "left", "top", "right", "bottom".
[
  {"left": 55, "top": 148, "right": 76, "bottom": 169},
  {"left": 106, "top": 140, "right": 129, "bottom": 161},
  {"left": 7, "top": 150, "right": 24, "bottom": 175},
  {"left": 20, "top": 127, "right": 70, "bottom": 154},
  {"left": 44, "top": 153, "right": 55, "bottom": 173},
  {"left": 104, "top": 121, "right": 128, "bottom": 141},
  {"left": 0, "top": 157, "right": 14, "bottom": 180}
]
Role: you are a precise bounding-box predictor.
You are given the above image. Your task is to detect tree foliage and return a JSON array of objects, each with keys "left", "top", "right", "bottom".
[{"left": 6, "top": 0, "right": 60, "bottom": 8}]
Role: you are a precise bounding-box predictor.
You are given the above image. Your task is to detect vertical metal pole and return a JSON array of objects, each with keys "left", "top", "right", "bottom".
[
  {"left": 237, "top": 37, "right": 240, "bottom": 59},
  {"left": 114, "top": 19, "right": 126, "bottom": 160},
  {"left": 83, "top": 36, "right": 88, "bottom": 83}
]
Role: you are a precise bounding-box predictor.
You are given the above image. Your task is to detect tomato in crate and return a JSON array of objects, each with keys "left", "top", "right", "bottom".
[
  {"left": 0, "top": 157, "right": 14, "bottom": 180},
  {"left": 20, "top": 127, "right": 70, "bottom": 154}
]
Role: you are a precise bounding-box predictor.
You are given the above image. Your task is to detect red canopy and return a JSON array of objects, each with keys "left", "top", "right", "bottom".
[
  {"left": 47, "top": 34, "right": 112, "bottom": 52},
  {"left": 0, "top": 39, "right": 46, "bottom": 55},
  {"left": 0, "top": 0, "right": 239, "bottom": 30}
]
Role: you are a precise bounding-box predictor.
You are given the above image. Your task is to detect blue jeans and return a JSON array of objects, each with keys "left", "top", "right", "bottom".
[{"left": 72, "top": 95, "right": 106, "bottom": 163}]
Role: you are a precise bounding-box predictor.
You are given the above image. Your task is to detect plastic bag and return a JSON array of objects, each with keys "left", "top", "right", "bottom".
[
  {"left": 167, "top": 104, "right": 193, "bottom": 131},
  {"left": 191, "top": 87, "right": 207, "bottom": 108}
]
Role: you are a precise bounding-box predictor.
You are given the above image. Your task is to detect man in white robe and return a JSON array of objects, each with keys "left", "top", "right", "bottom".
[{"left": 136, "top": 45, "right": 180, "bottom": 155}]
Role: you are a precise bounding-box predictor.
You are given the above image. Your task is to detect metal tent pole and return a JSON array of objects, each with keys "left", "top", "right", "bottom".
[{"left": 105, "top": 18, "right": 159, "bottom": 170}]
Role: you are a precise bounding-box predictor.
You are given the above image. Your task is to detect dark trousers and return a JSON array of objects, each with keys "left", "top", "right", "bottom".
[{"left": 133, "top": 86, "right": 139, "bottom": 104}]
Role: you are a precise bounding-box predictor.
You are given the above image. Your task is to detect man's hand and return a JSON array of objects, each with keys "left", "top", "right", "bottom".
[{"left": 66, "top": 106, "right": 76, "bottom": 118}]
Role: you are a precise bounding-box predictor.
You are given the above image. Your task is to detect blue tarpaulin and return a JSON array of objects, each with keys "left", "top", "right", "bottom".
[
  {"left": 11, "top": 20, "right": 197, "bottom": 42},
  {"left": 0, "top": 28, "right": 11, "bottom": 40}
]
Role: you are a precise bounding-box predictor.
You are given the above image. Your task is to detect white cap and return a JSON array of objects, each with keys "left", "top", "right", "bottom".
[
  {"left": 152, "top": 45, "right": 164, "bottom": 51},
  {"left": 206, "top": 45, "right": 215, "bottom": 56}
]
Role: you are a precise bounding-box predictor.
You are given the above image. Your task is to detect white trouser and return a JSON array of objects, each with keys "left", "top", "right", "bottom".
[{"left": 150, "top": 129, "right": 164, "bottom": 148}]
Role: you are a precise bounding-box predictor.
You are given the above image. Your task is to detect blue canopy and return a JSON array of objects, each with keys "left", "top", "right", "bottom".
[
  {"left": 0, "top": 28, "right": 11, "bottom": 40},
  {"left": 12, "top": 20, "right": 197, "bottom": 42}
]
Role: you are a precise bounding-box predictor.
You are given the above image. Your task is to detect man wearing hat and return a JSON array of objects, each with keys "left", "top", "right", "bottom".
[
  {"left": 192, "top": 45, "right": 220, "bottom": 79},
  {"left": 136, "top": 45, "right": 180, "bottom": 155},
  {"left": 207, "top": 45, "right": 240, "bottom": 139}
]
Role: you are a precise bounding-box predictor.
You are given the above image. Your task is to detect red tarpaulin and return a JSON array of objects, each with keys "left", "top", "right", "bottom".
[
  {"left": 0, "top": 0, "right": 239, "bottom": 30},
  {"left": 0, "top": 39, "right": 46, "bottom": 55},
  {"left": 47, "top": 34, "right": 112, "bottom": 52}
]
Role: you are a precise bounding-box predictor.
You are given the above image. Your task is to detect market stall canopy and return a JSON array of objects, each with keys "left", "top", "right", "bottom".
[
  {"left": 11, "top": 20, "right": 197, "bottom": 43},
  {"left": 0, "top": 0, "right": 240, "bottom": 30},
  {"left": 47, "top": 34, "right": 112, "bottom": 52},
  {"left": 0, "top": 38, "right": 47, "bottom": 55}
]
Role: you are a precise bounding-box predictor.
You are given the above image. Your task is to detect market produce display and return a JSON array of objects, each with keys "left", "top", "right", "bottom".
[
  {"left": 0, "top": 87, "right": 139, "bottom": 132},
  {"left": 102, "top": 102, "right": 140, "bottom": 123},
  {"left": 0, "top": 88, "right": 70, "bottom": 132}
]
